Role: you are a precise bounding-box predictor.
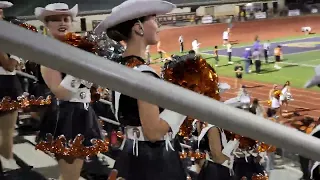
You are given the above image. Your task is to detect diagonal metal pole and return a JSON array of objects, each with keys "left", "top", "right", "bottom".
[{"left": 0, "top": 21, "right": 320, "bottom": 161}]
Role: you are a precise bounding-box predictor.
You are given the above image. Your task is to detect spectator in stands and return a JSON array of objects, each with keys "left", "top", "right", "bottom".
[
  {"left": 263, "top": 40, "right": 270, "bottom": 63},
  {"left": 213, "top": 46, "right": 219, "bottom": 67},
  {"left": 227, "top": 43, "right": 233, "bottom": 64},
  {"left": 178, "top": 35, "right": 184, "bottom": 53},
  {"left": 234, "top": 61, "right": 243, "bottom": 89},
  {"left": 192, "top": 39, "right": 200, "bottom": 54},
  {"left": 274, "top": 45, "right": 282, "bottom": 69}
]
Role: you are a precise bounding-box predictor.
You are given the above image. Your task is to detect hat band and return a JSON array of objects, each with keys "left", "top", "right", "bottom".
[{"left": 53, "top": 9, "right": 69, "bottom": 11}]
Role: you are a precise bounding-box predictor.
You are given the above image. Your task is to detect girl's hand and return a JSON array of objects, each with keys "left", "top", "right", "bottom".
[{"left": 108, "top": 169, "right": 125, "bottom": 180}]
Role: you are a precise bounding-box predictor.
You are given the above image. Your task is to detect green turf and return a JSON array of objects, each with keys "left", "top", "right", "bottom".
[
  {"left": 152, "top": 34, "right": 320, "bottom": 91},
  {"left": 203, "top": 55, "right": 317, "bottom": 91}
]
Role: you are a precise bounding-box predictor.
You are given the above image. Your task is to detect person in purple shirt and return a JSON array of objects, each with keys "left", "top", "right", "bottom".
[
  {"left": 243, "top": 48, "right": 252, "bottom": 74},
  {"left": 253, "top": 36, "right": 261, "bottom": 51}
]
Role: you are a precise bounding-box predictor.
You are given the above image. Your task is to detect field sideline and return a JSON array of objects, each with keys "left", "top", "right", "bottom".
[{"left": 152, "top": 34, "right": 320, "bottom": 91}]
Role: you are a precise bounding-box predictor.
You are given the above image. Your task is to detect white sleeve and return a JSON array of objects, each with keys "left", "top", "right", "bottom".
[
  {"left": 222, "top": 139, "right": 240, "bottom": 157},
  {"left": 159, "top": 109, "right": 186, "bottom": 137}
]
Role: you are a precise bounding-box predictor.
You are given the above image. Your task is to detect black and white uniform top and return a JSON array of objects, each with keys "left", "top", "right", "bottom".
[
  {"left": 198, "top": 124, "right": 239, "bottom": 169},
  {"left": 0, "top": 54, "right": 23, "bottom": 100},
  {"left": 37, "top": 72, "right": 103, "bottom": 163},
  {"left": 111, "top": 55, "right": 187, "bottom": 180},
  {"left": 25, "top": 61, "right": 51, "bottom": 97}
]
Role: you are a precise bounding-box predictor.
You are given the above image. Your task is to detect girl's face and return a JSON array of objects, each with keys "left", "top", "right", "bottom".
[
  {"left": 140, "top": 16, "right": 160, "bottom": 45},
  {"left": 0, "top": 9, "right": 3, "bottom": 20},
  {"left": 45, "top": 15, "right": 72, "bottom": 39}
]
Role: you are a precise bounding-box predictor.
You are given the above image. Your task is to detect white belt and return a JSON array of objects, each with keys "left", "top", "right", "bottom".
[
  {"left": 69, "top": 88, "right": 91, "bottom": 103},
  {"left": 124, "top": 126, "right": 175, "bottom": 156}
]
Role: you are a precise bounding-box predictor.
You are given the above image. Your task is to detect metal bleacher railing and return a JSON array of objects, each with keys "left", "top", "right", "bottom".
[{"left": 1, "top": 21, "right": 320, "bottom": 162}]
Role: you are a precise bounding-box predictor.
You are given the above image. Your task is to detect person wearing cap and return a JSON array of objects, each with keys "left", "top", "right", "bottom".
[
  {"left": 0, "top": 1, "right": 23, "bottom": 170},
  {"left": 94, "top": 0, "right": 187, "bottom": 179},
  {"left": 34, "top": 3, "right": 104, "bottom": 180}
]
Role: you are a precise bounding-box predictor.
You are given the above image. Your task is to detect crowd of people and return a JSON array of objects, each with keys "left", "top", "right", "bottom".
[{"left": 1, "top": 0, "right": 320, "bottom": 180}]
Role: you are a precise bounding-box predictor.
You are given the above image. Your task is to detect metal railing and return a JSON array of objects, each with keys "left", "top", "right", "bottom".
[{"left": 1, "top": 21, "right": 320, "bottom": 161}]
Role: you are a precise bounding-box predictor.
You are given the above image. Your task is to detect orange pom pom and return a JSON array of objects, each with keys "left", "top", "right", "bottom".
[
  {"left": 162, "top": 55, "right": 220, "bottom": 138},
  {"left": 63, "top": 32, "right": 96, "bottom": 54},
  {"left": 35, "top": 133, "right": 109, "bottom": 159},
  {"left": 274, "top": 90, "right": 282, "bottom": 98},
  {"left": 162, "top": 55, "right": 220, "bottom": 101},
  {"left": 19, "top": 23, "right": 38, "bottom": 32},
  {"left": 180, "top": 149, "right": 206, "bottom": 160}
]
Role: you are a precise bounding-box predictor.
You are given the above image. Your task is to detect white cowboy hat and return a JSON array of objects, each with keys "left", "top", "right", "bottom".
[
  {"left": 94, "top": 0, "right": 175, "bottom": 34},
  {"left": 34, "top": 3, "right": 78, "bottom": 22},
  {"left": 0, "top": 1, "right": 12, "bottom": 8},
  {"left": 305, "top": 65, "right": 320, "bottom": 88}
]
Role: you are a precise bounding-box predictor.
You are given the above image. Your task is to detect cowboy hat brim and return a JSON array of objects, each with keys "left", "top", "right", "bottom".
[
  {"left": 0, "top": 1, "right": 13, "bottom": 8},
  {"left": 34, "top": 4, "right": 78, "bottom": 22},
  {"left": 94, "top": 0, "right": 175, "bottom": 34},
  {"left": 305, "top": 65, "right": 320, "bottom": 88}
]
